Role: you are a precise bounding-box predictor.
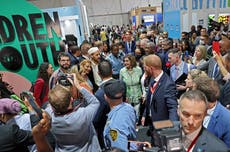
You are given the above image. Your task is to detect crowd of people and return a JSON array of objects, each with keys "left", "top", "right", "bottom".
[{"left": 1, "top": 22, "right": 230, "bottom": 152}]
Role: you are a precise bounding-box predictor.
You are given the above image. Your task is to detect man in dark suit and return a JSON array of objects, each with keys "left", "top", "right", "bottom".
[
  {"left": 141, "top": 54, "right": 179, "bottom": 125},
  {"left": 93, "top": 60, "right": 127, "bottom": 149},
  {"left": 193, "top": 77, "right": 230, "bottom": 148},
  {"left": 80, "top": 41, "right": 91, "bottom": 60},
  {"left": 178, "top": 90, "right": 228, "bottom": 152},
  {"left": 67, "top": 45, "right": 83, "bottom": 67},
  {"left": 123, "top": 30, "right": 136, "bottom": 55},
  {"left": 219, "top": 51, "right": 230, "bottom": 107},
  {"left": 157, "top": 38, "right": 173, "bottom": 74},
  {"left": 197, "top": 56, "right": 224, "bottom": 86},
  {"left": 93, "top": 60, "right": 112, "bottom": 149}
]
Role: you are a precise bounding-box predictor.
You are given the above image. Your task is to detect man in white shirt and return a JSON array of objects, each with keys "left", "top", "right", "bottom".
[{"left": 88, "top": 47, "right": 102, "bottom": 88}]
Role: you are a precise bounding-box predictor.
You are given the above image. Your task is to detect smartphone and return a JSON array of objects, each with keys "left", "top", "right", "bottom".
[
  {"left": 212, "top": 41, "right": 220, "bottom": 55},
  {"left": 128, "top": 141, "right": 146, "bottom": 151},
  {"left": 20, "top": 91, "right": 43, "bottom": 119}
]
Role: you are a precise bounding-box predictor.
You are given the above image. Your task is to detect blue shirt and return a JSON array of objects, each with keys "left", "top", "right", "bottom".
[
  {"left": 104, "top": 102, "right": 137, "bottom": 152},
  {"left": 106, "top": 52, "right": 125, "bottom": 75}
]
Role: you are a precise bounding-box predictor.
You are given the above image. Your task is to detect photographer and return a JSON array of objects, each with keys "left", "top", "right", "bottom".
[
  {"left": 45, "top": 73, "right": 101, "bottom": 151},
  {"left": 49, "top": 52, "right": 71, "bottom": 90}
]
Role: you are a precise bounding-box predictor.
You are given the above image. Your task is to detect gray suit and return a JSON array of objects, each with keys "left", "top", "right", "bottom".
[
  {"left": 193, "top": 128, "right": 229, "bottom": 152},
  {"left": 197, "top": 57, "right": 224, "bottom": 87}
]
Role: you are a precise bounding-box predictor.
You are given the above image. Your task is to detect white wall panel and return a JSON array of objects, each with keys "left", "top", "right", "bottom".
[
  {"left": 29, "top": 0, "right": 162, "bottom": 25},
  {"left": 30, "top": 0, "right": 76, "bottom": 8},
  {"left": 84, "top": 0, "right": 162, "bottom": 25}
]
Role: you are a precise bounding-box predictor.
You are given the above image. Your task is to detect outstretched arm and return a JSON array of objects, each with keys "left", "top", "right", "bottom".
[
  {"left": 32, "top": 111, "right": 53, "bottom": 152},
  {"left": 213, "top": 51, "right": 228, "bottom": 77}
]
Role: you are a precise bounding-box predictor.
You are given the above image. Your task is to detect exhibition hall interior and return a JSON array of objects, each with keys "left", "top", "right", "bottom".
[{"left": 1, "top": 0, "right": 230, "bottom": 152}]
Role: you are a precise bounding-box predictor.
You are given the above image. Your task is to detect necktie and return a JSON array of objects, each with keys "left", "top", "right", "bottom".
[
  {"left": 212, "top": 63, "right": 219, "bottom": 79},
  {"left": 175, "top": 66, "right": 179, "bottom": 81},
  {"left": 128, "top": 42, "right": 131, "bottom": 53}
]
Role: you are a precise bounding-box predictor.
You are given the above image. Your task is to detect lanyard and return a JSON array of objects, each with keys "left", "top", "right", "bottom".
[
  {"left": 150, "top": 81, "right": 159, "bottom": 94},
  {"left": 186, "top": 129, "right": 202, "bottom": 152}
]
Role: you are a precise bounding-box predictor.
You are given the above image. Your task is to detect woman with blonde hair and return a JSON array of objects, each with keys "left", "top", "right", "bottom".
[
  {"left": 192, "top": 45, "right": 207, "bottom": 66},
  {"left": 70, "top": 65, "right": 93, "bottom": 93},
  {"left": 79, "top": 59, "right": 94, "bottom": 90},
  {"left": 70, "top": 65, "right": 93, "bottom": 107},
  {"left": 185, "top": 69, "right": 208, "bottom": 91},
  {"left": 176, "top": 69, "right": 208, "bottom": 98}
]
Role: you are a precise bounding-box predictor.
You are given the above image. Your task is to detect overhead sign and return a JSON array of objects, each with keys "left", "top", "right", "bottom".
[{"left": 143, "top": 15, "right": 155, "bottom": 22}]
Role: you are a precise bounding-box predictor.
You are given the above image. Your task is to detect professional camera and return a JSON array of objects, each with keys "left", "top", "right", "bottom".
[
  {"left": 145, "top": 120, "right": 183, "bottom": 152},
  {"left": 57, "top": 73, "right": 73, "bottom": 86}
]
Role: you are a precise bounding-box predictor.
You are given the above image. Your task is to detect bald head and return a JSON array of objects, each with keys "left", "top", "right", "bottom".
[
  {"left": 143, "top": 54, "right": 162, "bottom": 70},
  {"left": 219, "top": 39, "right": 230, "bottom": 55}
]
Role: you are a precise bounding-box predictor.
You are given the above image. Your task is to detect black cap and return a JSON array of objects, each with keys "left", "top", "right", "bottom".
[{"left": 104, "top": 80, "right": 125, "bottom": 99}]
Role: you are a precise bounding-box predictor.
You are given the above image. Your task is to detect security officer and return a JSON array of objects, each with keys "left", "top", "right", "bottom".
[{"left": 103, "top": 80, "right": 137, "bottom": 152}]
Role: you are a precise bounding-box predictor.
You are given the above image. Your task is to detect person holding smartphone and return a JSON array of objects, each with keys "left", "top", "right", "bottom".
[{"left": 0, "top": 98, "right": 53, "bottom": 152}]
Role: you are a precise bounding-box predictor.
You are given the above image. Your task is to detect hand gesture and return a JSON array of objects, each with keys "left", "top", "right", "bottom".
[
  {"left": 67, "top": 73, "right": 82, "bottom": 92},
  {"left": 141, "top": 117, "right": 145, "bottom": 126}
]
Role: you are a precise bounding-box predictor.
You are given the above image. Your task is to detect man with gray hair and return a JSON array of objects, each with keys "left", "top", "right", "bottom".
[
  {"left": 178, "top": 90, "right": 228, "bottom": 151},
  {"left": 145, "top": 41, "right": 156, "bottom": 55}
]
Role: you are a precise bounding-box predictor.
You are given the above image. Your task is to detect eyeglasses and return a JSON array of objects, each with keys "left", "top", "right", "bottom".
[{"left": 60, "top": 59, "right": 70, "bottom": 62}]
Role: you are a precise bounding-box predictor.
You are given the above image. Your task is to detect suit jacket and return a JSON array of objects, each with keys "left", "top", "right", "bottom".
[
  {"left": 124, "top": 40, "right": 136, "bottom": 55},
  {"left": 93, "top": 79, "right": 111, "bottom": 149},
  {"left": 0, "top": 124, "right": 33, "bottom": 152},
  {"left": 197, "top": 57, "right": 224, "bottom": 86},
  {"left": 193, "top": 128, "right": 228, "bottom": 152},
  {"left": 156, "top": 51, "right": 170, "bottom": 74},
  {"left": 219, "top": 81, "right": 230, "bottom": 107},
  {"left": 144, "top": 72, "right": 179, "bottom": 121},
  {"left": 207, "top": 102, "right": 230, "bottom": 148}
]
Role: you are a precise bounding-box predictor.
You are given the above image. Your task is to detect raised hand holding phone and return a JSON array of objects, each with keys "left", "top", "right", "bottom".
[{"left": 20, "top": 91, "right": 43, "bottom": 119}]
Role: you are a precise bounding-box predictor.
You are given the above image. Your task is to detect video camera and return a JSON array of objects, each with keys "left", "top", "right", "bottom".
[
  {"left": 57, "top": 73, "right": 73, "bottom": 86},
  {"left": 145, "top": 120, "right": 183, "bottom": 152}
]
